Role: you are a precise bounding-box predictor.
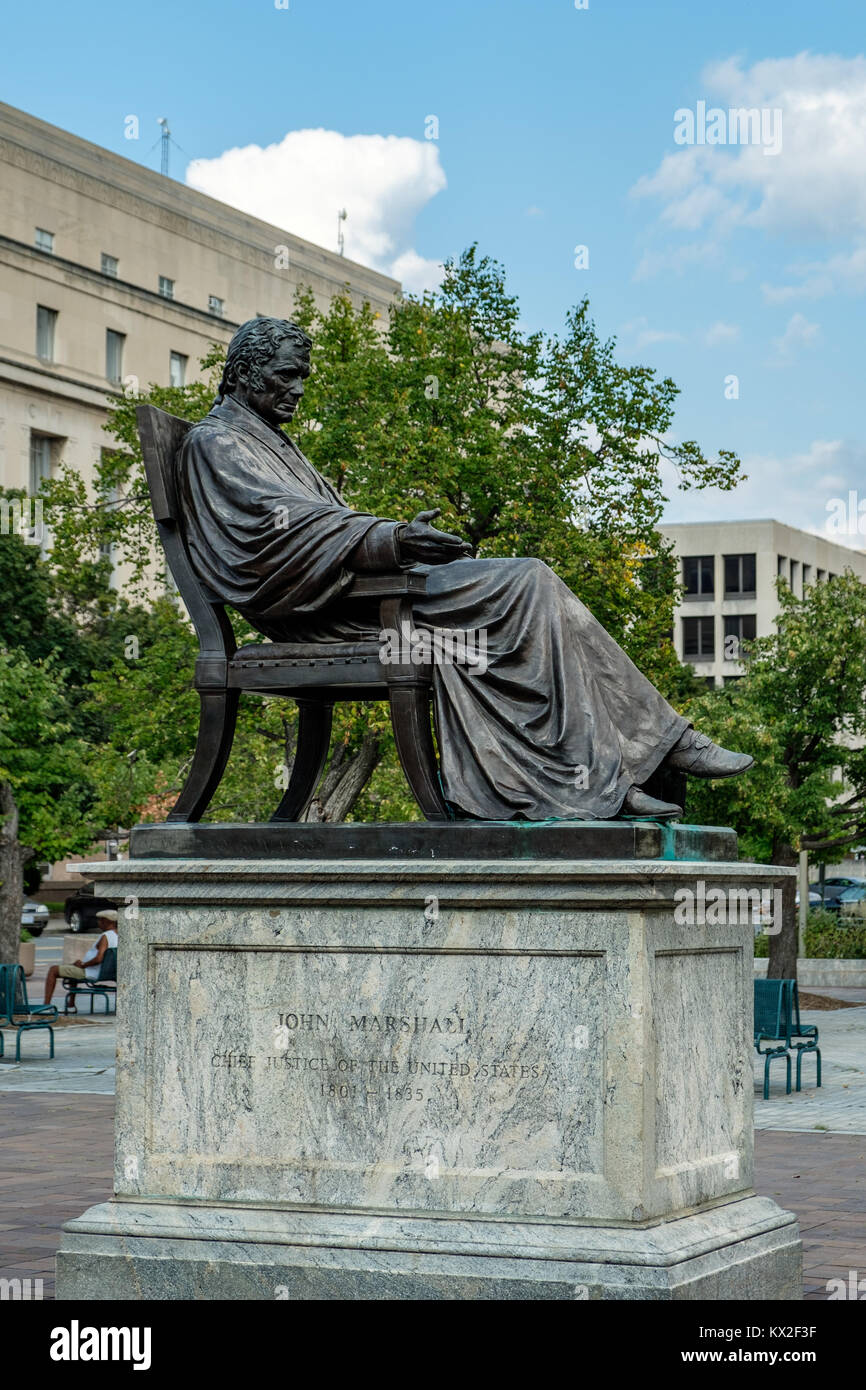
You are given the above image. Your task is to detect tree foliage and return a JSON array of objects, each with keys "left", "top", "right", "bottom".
[{"left": 685, "top": 572, "right": 866, "bottom": 978}]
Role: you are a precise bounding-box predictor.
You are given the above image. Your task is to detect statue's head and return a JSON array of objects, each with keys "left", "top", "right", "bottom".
[{"left": 219, "top": 316, "right": 312, "bottom": 426}]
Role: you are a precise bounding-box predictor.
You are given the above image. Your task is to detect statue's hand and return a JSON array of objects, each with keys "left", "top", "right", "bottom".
[{"left": 398, "top": 509, "right": 473, "bottom": 565}]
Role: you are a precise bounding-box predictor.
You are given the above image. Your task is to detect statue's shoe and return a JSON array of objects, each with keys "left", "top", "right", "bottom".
[
  {"left": 666, "top": 728, "right": 754, "bottom": 778},
  {"left": 618, "top": 786, "right": 683, "bottom": 820}
]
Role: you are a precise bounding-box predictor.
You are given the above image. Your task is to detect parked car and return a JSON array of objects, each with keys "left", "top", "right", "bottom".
[
  {"left": 20, "top": 901, "right": 50, "bottom": 936},
  {"left": 795, "top": 888, "right": 823, "bottom": 909},
  {"left": 809, "top": 877, "right": 866, "bottom": 914},
  {"left": 838, "top": 885, "right": 866, "bottom": 921},
  {"left": 63, "top": 885, "right": 117, "bottom": 933}
]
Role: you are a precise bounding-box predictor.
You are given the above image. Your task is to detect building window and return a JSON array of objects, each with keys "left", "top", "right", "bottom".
[
  {"left": 169, "top": 351, "right": 187, "bottom": 388},
  {"left": 683, "top": 616, "right": 715, "bottom": 660},
  {"left": 723, "top": 614, "right": 756, "bottom": 661},
  {"left": 817, "top": 568, "right": 826, "bottom": 583},
  {"left": 98, "top": 468, "right": 120, "bottom": 568},
  {"left": 35, "top": 227, "right": 54, "bottom": 253},
  {"left": 789, "top": 559, "right": 800, "bottom": 593},
  {"left": 777, "top": 554, "right": 787, "bottom": 577},
  {"left": 723, "top": 553, "right": 756, "bottom": 597},
  {"left": 106, "top": 330, "right": 126, "bottom": 385},
  {"left": 35, "top": 305, "right": 57, "bottom": 361},
  {"left": 29, "top": 433, "right": 54, "bottom": 497},
  {"left": 158, "top": 275, "right": 175, "bottom": 299},
  {"left": 101, "top": 252, "right": 119, "bottom": 277},
  {"left": 682, "top": 555, "right": 714, "bottom": 598},
  {"left": 803, "top": 564, "right": 812, "bottom": 589},
  {"left": 208, "top": 295, "right": 224, "bottom": 316},
  {"left": 723, "top": 675, "right": 742, "bottom": 685}
]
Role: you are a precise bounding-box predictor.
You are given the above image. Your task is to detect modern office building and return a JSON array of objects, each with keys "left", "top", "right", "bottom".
[
  {"left": 659, "top": 519, "right": 866, "bottom": 686},
  {"left": 0, "top": 101, "right": 400, "bottom": 524}
]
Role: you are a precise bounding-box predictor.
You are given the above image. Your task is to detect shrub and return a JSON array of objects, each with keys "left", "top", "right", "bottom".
[
  {"left": 753, "top": 907, "right": 866, "bottom": 958},
  {"left": 805, "top": 910, "right": 866, "bottom": 959}
]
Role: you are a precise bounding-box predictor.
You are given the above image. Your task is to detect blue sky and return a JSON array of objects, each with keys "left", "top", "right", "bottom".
[{"left": 3, "top": 0, "right": 865, "bottom": 540}]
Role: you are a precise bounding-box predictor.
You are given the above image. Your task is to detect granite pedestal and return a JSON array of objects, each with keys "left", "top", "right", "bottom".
[{"left": 56, "top": 826, "right": 801, "bottom": 1300}]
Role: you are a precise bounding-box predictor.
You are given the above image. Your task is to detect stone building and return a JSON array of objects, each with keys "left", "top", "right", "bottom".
[
  {"left": 659, "top": 518, "right": 866, "bottom": 687},
  {"left": 0, "top": 101, "right": 399, "bottom": 533}
]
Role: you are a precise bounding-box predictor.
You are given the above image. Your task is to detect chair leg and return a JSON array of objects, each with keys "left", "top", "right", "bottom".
[
  {"left": 763, "top": 1055, "right": 770, "bottom": 1101},
  {"left": 168, "top": 690, "right": 240, "bottom": 822},
  {"left": 785, "top": 1052, "right": 792, "bottom": 1094},
  {"left": 388, "top": 683, "right": 450, "bottom": 821},
  {"left": 797, "top": 1046, "right": 821, "bottom": 1090},
  {"left": 271, "top": 702, "right": 334, "bottom": 822}
]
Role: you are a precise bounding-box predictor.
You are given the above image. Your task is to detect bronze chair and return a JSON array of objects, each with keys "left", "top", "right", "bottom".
[{"left": 136, "top": 404, "right": 450, "bottom": 823}]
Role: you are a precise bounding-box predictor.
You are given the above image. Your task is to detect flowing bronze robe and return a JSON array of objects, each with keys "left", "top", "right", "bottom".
[{"left": 177, "top": 397, "right": 688, "bottom": 820}]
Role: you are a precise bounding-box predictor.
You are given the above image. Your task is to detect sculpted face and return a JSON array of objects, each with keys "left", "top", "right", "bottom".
[{"left": 235, "top": 339, "right": 311, "bottom": 427}]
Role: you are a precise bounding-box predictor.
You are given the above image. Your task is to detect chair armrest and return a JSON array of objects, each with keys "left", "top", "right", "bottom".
[{"left": 343, "top": 571, "right": 429, "bottom": 599}]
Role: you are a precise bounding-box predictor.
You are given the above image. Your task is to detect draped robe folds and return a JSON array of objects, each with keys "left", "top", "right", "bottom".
[{"left": 177, "top": 397, "right": 689, "bottom": 820}]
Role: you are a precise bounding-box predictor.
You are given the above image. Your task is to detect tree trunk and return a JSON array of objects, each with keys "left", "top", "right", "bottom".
[
  {"left": 767, "top": 839, "right": 799, "bottom": 981},
  {"left": 0, "top": 781, "right": 24, "bottom": 965},
  {"left": 305, "top": 734, "right": 381, "bottom": 823}
]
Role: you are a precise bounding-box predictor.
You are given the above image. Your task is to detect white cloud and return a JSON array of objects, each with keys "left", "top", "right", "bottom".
[
  {"left": 185, "top": 127, "right": 447, "bottom": 293},
  {"left": 661, "top": 437, "right": 866, "bottom": 549},
  {"left": 632, "top": 53, "right": 866, "bottom": 291},
  {"left": 772, "top": 311, "right": 821, "bottom": 358},
  {"left": 620, "top": 316, "right": 684, "bottom": 350},
  {"left": 705, "top": 320, "right": 741, "bottom": 346},
  {"left": 762, "top": 245, "right": 866, "bottom": 303}
]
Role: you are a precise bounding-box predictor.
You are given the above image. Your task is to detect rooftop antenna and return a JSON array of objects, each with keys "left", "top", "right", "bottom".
[
  {"left": 157, "top": 117, "right": 171, "bottom": 176},
  {"left": 337, "top": 207, "right": 347, "bottom": 257}
]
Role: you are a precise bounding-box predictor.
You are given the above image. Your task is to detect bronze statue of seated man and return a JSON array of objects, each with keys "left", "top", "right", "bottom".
[{"left": 177, "top": 316, "right": 752, "bottom": 822}]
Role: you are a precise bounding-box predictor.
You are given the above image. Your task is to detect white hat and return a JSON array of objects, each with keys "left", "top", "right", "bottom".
[{"left": 97, "top": 909, "right": 119, "bottom": 922}]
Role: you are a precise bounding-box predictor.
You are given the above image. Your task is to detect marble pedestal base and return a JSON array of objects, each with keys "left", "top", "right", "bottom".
[
  {"left": 58, "top": 1195, "right": 800, "bottom": 1301},
  {"left": 55, "top": 849, "right": 801, "bottom": 1301}
]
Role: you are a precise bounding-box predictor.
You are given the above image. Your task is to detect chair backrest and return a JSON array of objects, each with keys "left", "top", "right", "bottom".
[
  {"left": 136, "top": 404, "right": 237, "bottom": 668},
  {"left": 97, "top": 947, "right": 118, "bottom": 982},
  {"left": 5, "top": 963, "right": 29, "bottom": 1018},
  {"left": 0, "top": 963, "right": 12, "bottom": 1023},
  {"left": 753, "top": 978, "right": 792, "bottom": 1041}
]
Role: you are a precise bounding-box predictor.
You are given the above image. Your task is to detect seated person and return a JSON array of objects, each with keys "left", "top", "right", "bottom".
[{"left": 43, "top": 910, "right": 118, "bottom": 1005}]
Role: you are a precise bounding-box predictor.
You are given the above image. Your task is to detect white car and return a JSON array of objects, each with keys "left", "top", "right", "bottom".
[
  {"left": 20, "top": 901, "right": 50, "bottom": 936},
  {"left": 794, "top": 888, "right": 823, "bottom": 909}
]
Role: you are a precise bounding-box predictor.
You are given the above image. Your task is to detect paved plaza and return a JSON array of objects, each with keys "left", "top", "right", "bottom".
[{"left": 1, "top": 929, "right": 864, "bottom": 1299}]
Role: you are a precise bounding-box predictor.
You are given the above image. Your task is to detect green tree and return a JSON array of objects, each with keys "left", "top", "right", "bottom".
[
  {"left": 0, "top": 649, "right": 97, "bottom": 962},
  {"left": 684, "top": 573, "right": 866, "bottom": 979}
]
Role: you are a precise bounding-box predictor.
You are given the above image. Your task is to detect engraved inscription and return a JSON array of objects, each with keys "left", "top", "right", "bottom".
[{"left": 149, "top": 945, "right": 606, "bottom": 1211}]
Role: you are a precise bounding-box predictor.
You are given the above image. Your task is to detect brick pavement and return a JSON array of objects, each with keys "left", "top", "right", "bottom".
[
  {"left": 755, "top": 1130, "right": 866, "bottom": 1300},
  {"left": 0, "top": 1088, "right": 862, "bottom": 1300},
  {"left": 0, "top": 1092, "right": 113, "bottom": 1299}
]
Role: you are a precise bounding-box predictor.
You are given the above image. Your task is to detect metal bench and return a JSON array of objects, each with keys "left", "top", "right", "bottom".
[
  {"left": 0, "top": 963, "right": 57, "bottom": 1061},
  {"left": 63, "top": 947, "right": 117, "bottom": 1016},
  {"left": 753, "top": 978, "right": 792, "bottom": 1099},
  {"left": 789, "top": 979, "right": 821, "bottom": 1091}
]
